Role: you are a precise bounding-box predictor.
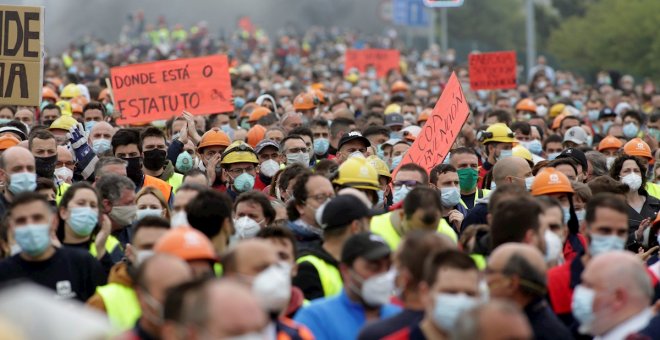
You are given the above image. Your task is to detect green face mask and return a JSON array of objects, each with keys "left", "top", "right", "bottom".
[{"left": 457, "top": 167, "right": 479, "bottom": 192}]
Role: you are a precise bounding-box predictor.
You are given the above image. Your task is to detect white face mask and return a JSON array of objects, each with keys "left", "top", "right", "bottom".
[
  {"left": 252, "top": 262, "right": 292, "bottom": 313},
  {"left": 572, "top": 285, "right": 596, "bottom": 334},
  {"left": 621, "top": 173, "right": 642, "bottom": 191},
  {"left": 233, "top": 216, "right": 262, "bottom": 240},
  {"left": 544, "top": 229, "right": 563, "bottom": 264},
  {"left": 54, "top": 166, "right": 73, "bottom": 183},
  {"left": 170, "top": 211, "right": 189, "bottom": 228},
  {"left": 135, "top": 249, "right": 154, "bottom": 266},
  {"left": 432, "top": 293, "right": 479, "bottom": 331},
  {"left": 355, "top": 269, "right": 396, "bottom": 307},
  {"left": 259, "top": 159, "right": 280, "bottom": 178}
]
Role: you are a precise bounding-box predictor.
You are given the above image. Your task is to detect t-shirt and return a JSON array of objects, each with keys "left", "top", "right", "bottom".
[
  {"left": 0, "top": 247, "right": 106, "bottom": 302},
  {"left": 358, "top": 309, "right": 424, "bottom": 340}
]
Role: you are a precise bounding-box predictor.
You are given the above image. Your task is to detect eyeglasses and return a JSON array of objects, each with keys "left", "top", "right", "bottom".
[
  {"left": 307, "top": 193, "right": 335, "bottom": 203},
  {"left": 227, "top": 166, "right": 256, "bottom": 176},
  {"left": 286, "top": 147, "right": 308, "bottom": 154},
  {"left": 393, "top": 180, "right": 421, "bottom": 189}
]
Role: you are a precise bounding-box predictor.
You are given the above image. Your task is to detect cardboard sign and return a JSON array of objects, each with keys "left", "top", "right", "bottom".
[
  {"left": 0, "top": 5, "right": 44, "bottom": 106},
  {"left": 393, "top": 72, "right": 470, "bottom": 177},
  {"left": 344, "top": 49, "right": 400, "bottom": 78},
  {"left": 111, "top": 55, "right": 233, "bottom": 125},
  {"left": 468, "top": 51, "right": 517, "bottom": 90}
]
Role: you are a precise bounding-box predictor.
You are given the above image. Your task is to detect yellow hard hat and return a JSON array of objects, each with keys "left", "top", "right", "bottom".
[
  {"left": 384, "top": 104, "right": 401, "bottom": 115},
  {"left": 56, "top": 100, "right": 72, "bottom": 116},
  {"left": 479, "top": 123, "right": 516, "bottom": 144},
  {"left": 49, "top": 115, "right": 78, "bottom": 131},
  {"left": 220, "top": 141, "right": 258, "bottom": 165},
  {"left": 333, "top": 157, "right": 380, "bottom": 191},
  {"left": 60, "top": 84, "right": 81, "bottom": 99},
  {"left": 512, "top": 145, "right": 532, "bottom": 162},
  {"left": 549, "top": 103, "right": 566, "bottom": 118},
  {"left": 366, "top": 155, "right": 391, "bottom": 179}
]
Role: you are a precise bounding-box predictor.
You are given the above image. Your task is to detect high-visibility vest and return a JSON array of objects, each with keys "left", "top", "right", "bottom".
[
  {"left": 370, "top": 212, "right": 457, "bottom": 250},
  {"left": 296, "top": 255, "right": 342, "bottom": 298},
  {"left": 646, "top": 182, "right": 660, "bottom": 200},
  {"left": 89, "top": 235, "right": 121, "bottom": 258},
  {"left": 167, "top": 173, "right": 184, "bottom": 193},
  {"left": 459, "top": 188, "right": 490, "bottom": 209},
  {"left": 470, "top": 253, "right": 487, "bottom": 270},
  {"left": 55, "top": 182, "right": 71, "bottom": 204},
  {"left": 143, "top": 175, "right": 173, "bottom": 202},
  {"left": 96, "top": 283, "right": 141, "bottom": 330}
]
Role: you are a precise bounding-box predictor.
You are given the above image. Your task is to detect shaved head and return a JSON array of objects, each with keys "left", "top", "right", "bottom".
[
  {"left": 222, "top": 239, "right": 278, "bottom": 277},
  {"left": 585, "top": 251, "right": 652, "bottom": 300},
  {"left": 493, "top": 156, "right": 530, "bottom": 186},
  {"left": 487, "top": 243, "right": 547, "bottom": 302}
]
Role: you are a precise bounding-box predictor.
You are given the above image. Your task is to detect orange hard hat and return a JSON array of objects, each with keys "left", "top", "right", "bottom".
[
  {"left": 71, "top": 103, "right": 83, "bottom": 114},
  {"left": 623, "top": 138, "right": 652, "bottom": 160},
  {"left": 70, "top": 95, "right": 89, "bottom": 107},
  {"left": 240, "top": 102, "right": 258, "bottom": 118},
  {"left": 515, "top": 98, "right": 537, "bottom": 113},
  {"left": 531, "top": 167, "right": 574, "bottom": 196},
  {"left": 198, "top": 127, "right": 231, "bottom": 150},
  {"left": 312, "top": 89, "right": 326, "bottom": 105},
  {"left": 99, "top": 88, "right": 109, "bottom": 101},
  {"left": 293, "top": 93, "right": 317, "bottom": 110},
  {"left": 391, "top": 80, "right": 409, "bottom": 93},
  {"left": 248, "top": 107, "right": 271, "bottom": 123},
  {"left": 551, "top": 113, "right": 568, "bottom": 130},
  {"left": 418, "top": 109, "right": 432, "bottom": 123},
  {"left": 0, "top": 134, "right": 20, "bottom": 150},
  {"left": 311, "top": 83, "right": 324, "bottom": 90},
  {"left": 246, "top": 124, "right": 266, "bottom": 148},
  {"left": 42, "top": 87, "right": 59, "bottom": 102},
  {"left": 598, "top": 135, "right": 623, "bottom": 152},
  {"left": 154, "top": 227, "right": 217, "bottom": 262}
]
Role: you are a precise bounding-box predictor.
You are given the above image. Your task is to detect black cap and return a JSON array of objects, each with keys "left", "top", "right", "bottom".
[
  {"left": 341, "top": 232, "right": 391, "bottom": 265},
  {"left": 338, "top": 131, "right": 371, "bottom": 151},
  {"left": 556, "top": 148, "right": 588, "bottom": 171},
  {"left": 255, "top": 139, "right": 280, "bottom": 154},
  {"left": 385, "top": 113, "right": 404, "bottom": 127},
  {"left": 598, "top": 107, "right": 616, "bottom": 120},
  {"left": 317, "top": 195, "right": 370, "bottom": 230}
]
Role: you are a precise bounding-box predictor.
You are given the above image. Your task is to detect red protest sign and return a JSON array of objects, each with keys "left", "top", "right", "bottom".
[
  {"left": 393, "top": 72, "right": 470, "bottom": 177},
  {"left": 468, "top": 51, "right": 517, "bottom": 90},
  {"left": 111, "top": 55, "right": 233, "bottom": 125},
  {"left": 344, "top": 49, "right": 400, "bottom": 78}
]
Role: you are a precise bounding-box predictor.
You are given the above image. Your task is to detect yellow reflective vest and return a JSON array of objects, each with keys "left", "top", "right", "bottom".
[
  {"left": 96, "top": 283, "right": 141, "bottom": 330},
  {"left": 89, "top": 235, "right": 121, "bottom": 258},
  {"left": 167, "top": 172, "right": 184, "bottom": 193},
  {"left": 296, "top": 254, "right": 343, "bottom": 298},
  {"left": 646, "top": 182, "right": 660, "bottom": 200},
  {"left": 459, "top": 188, "right": 490, "bottom": 209},
  {"left": 370, "top": 212, "right": 458, "bottom": 250}
]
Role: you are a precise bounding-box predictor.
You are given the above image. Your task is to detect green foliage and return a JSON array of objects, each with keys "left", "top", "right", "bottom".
[{"left": 548, "top": 0, "right": 660, "bottom": 77}]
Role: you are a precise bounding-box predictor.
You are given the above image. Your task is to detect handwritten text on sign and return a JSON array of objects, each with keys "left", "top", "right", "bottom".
[
  {"left": 393, "top": 72, "right": 470, "bottom": 177},
  {"left": 111, "top": 55, "right": 233, "bottom": 124},
  {"left": 0, "top": 5, "right": 44, "bottom": 106},
  {"left": 468, "top": 51, "right": 517, "bottom": 90},
  {"left": 344, "top": 49, "right": 400, "bottom": 78}
]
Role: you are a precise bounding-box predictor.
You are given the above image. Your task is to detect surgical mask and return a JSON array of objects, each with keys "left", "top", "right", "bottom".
[
  {"left": 233, "top": 96, "right": 246, "bottom": 109},
  {"left": 389, "top": 155, "right": 402, "bottom": 171},
  {"left": 313, "top": 138, "right": 330, "bottom": 155},
  {"left": 403, "top": 113, "right": 416, "bottom": 122},
  {"left": 376, "top": 144, "right": 385, "bottom": 160},
  {"left": 393, "top": 185, "right": 412, "bottom": 204},
  {"left": 136, "top": 208, "right": 162, "bottom": 221},
  {"left": 562, "top": 207, "right": 571, "bottom": 225},
  {"left": 575, "top": 209, "right": 586, "bottom": 223},
  {"left": 560, "top": 89, "right": 571, "bottom": 98},
  {"left": 606, "top": 156, "right": 615, "bottom": 170},
  {"left": 572, "top": 285, "right": 596, "bottom": 334},
  {"left": 240, "top": 120, "right": 251, "bottom": 130},
  {"left": 433, "top": 293, "right": 479, "bottom": 331},
  {"left": 573, "top": 100, "right": 584, "bottom": 111},
  {"left": 286, "top": 152, "right": 310, "bottom": 166},
  {"left": 497, "top": 149, "right": 512, "bottom": 161},
  {"left": 389, "top": 132, "right": 402, "bottom": 140},
  {"left": 587, "top": 110, "right": 600, "bottom": 122},
  {"left": 621, "top": 173, "right": 642, "bottom": 191},
  {"left": 260, "top": 159, "right": 280, "bottom": 178},
  {"left": 536, "top": 105, "right": 548, "bottom": 117},
  {"left": 648, "top": 128, "right": 660, "bottom": 141},
  {"left": 92, "top": 139, "right": 112, "bottom": 154},
  {"left": 547, "top": 152, "right": 561, "bottom": 161},
  {"left": 623, "top": 122, "right": 639, "bottom": 139},
  {"left": 109, "top": 205, "right": 137, "bottom": 226},
  {"left": 35, "top": 155, "right": 57, "bottom": 179},
  {"left": 68, "top": 207, "right": 99, "bottom": 237},
  {"left": 233, "top": 216, "right": 262, "bottom": 239},
  {"left": 54, "top": 166, "right": 74, "bottom": 183},
  {"left": 524, "top": 176, "right": 535, "bottom": 191},
  {"left": 440, "top": 187, "right": 461, "bottom": 208},
  {"left": 84, "top": 120, "right": 96, "bottom": 132},
  {"left": 171, "top": 211, "right": 189, "bottom": 228},
  {"left": 358, "top": 269, "right": 396, "bottom": 306},
  {"left": 545, "top": 229, "right": 563, "bottom": 264},
  {"left": 14, "top": 224, "right": 51, "bottom": 257},
  {"left": 233, "top": 173, "right": 255, "bottom": 192},
  {"left": 175, "top": 152, "right": 193, "bottom": 173},
  {"left": 523, "top": 140, "right": 543, "bottom": 155},
  {"left": 135, "top": 250, "right": 154, "bottom": 266},
  {"left": 8, "top": 172, "right": 37, "bottom": 195},
  {"left": 457, "top": 168, "right": 478, "bottom": 191},
  {"left": 0, "top": 118, "right": 11, "bottom": 124},
  {"left": 220, "top": 124, "right": 234, "bottom": 139},
  {"left": 586, "top": 135, "right": 593, "bottom": 147},
  {"left": 589, "top": 234, "right": 625, "bottom": 257},
  {"left": 143, "top": 149, "right": 167, "bottom": 171},
  {"left": 601, "top": 121, "right": 613, "bottom": 134},
  {"left": 349, "top": 151, "right": 365, "bottom": 159},
  {"left": 252, "top": 262, "right": 292, "bottom": 313},
  {"left": 377, "top": 190, "right": 385, "bottom": 204}
]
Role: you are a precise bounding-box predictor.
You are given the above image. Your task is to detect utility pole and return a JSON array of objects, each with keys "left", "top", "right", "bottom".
[
  {"left": 428, "top": 8, "right": 435, "bottom": 49},
  {"left": 440, "top": 7, "right": 448, "bottom": 51},
  {"left": 525, "top": 0, "right": 536, "bottom": 78}
]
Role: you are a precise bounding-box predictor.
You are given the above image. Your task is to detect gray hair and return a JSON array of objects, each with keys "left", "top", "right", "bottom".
[
  {"left": 501, "top": 253, "right": 547, "bottom": 298},
  {"left": 453, "top": 300, "right": 524, "bottom": 340},
  {"left": 585, "top": 151, "right": 607, "bottom": 177},
  {"left": 96, "top": 174, "right": 135, "bottom": 203},
  {"left": 95, "top": 156, "right": 127, "bottom": 178}
]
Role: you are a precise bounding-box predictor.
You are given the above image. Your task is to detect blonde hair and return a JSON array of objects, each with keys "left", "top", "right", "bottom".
[{"left": 136, "top": 186, "right": 171, "bottom": 220}]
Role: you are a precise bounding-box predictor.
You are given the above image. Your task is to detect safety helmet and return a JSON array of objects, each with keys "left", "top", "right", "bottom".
[
  {"left": 623, "top": 138, "right": 652, "bottom": 160},
  {"left": 418, "top": 109, "right": 431, "bottom": 123},
  {"left": 246, "top": 124, "right": 266, "bottom": 148},
  {"left": 56, "top": 100, "right": 73, "bottom": 116},
  {"left": 512, "top": 145, "right": 532, "bottom": 162},
  {"left": 154, "top": 227, "right": 217, "bottom": 262},
  {"left": 70, "top": 95, "right": 89, "bottom": 108},
  {"left": 384, "top": 104, "right": 401, "bottom": 115},
  {"left": 71, "top": 103, "right": 83, "bottom": 115},
  {"left": 515, "top": 98, "right": 537, "bottom": 113},
  {"left": 60, "top": 83, "right": 81, "bottom": 99},
  {"left": 49, "top": 115, "right": 78, "bottom": 131},
  {"left": 530, "top": 167, "right": 574, "bottom": 196},
  {"left": 221, "top": 141, "right": 259, "bottom": 165},
  {"left": 333, "top": 157, "right": 380, "bottom": 191},
  {"left": 240, "top": 102, "right": 258, "bottom": 118},
  {"left": 42, "top": 87, "right": 59, "bottom": 102},
  {"left": 248, "top": 107, "right": 271, "bottom": 123},
  {"left": 551, "top": 113, "right": 567, "bottom": 130},
  {"left": 293, "top": 93, "right": 317, "bottom": 111},
  {"left": 478, "top": 123, "right": 516, "bottom": 144},
  {"left": 312, "top": 89, "right": 326, "bottom": 105},
  {"left": 198, "top": 127, "right": 231, "bottom": 151},
  {"left": 391, "top": 80, "right": 409, "bottom": 93},
  {"left": 549, "top": 103, "right": 566, "bottom": 118},
  {"left": 0, "top": 134, "right": 20, "bottom": 150},
  {"left": 366, "top": 155, "right": 391, "bottom": 179},
  {"left": 598, "top": 135, "right": 623, "bottom": 152}
]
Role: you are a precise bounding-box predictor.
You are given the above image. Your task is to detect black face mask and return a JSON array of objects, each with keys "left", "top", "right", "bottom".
[
  {"left": 35, "top": 155, "right": 57, "bottom": 179},
  {"left": 42, "top": 119, "right": 54, "bottom": 127},
  {"left": 143, "top": 149, "right": 167, "bottom": 171},
  {"left": 122, "top": 157, "right": 143, "bottom": 184}
]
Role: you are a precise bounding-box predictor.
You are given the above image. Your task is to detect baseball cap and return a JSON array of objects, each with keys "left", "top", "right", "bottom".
[
  {"left": 385, "top": 113, "right": 404, "bottom": 127},
  {"left": 338, "top": 131, "right": 371, "bottom": 151},
  {"left": 341, "top": 232, "right": 391, "bottom": 265},
  {"left": 562, "top": 126, "right": 588, "bottom": 145},
  {"left": 598, "top": 108, "right": 616, "bottom": 120},
  {"left": 316, "top": 195, "right": 371, "bottom": 230},
  {"left": 556, "top": 148, "right": 588, "bottom": 171},
  {"left": 255, "top": 139, "right": 280, "bottom": 154}
]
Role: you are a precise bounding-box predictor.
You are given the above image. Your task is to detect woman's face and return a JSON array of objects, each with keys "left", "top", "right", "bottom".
[
  {"left": 61, "top": 188, "right": 99, "bottom": 220},
  {"left": 619, "top": 159, "right": 641, "bottom": 178},
  {"left": 137, "top": 193, "right": 164, "bottom": 211}
]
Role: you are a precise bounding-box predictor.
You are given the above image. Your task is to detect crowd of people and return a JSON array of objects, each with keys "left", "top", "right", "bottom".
[{"left": 0, "top": 12, "right": 660, "bottom": 340}]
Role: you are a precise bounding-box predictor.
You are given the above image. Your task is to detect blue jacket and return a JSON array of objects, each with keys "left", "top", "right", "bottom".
[{"left": 294, "top": 289, "right": 401, "bottom": 340}]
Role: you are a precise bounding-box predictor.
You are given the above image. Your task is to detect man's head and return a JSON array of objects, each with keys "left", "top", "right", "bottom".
[
  {"left": 185, "top": 189, "right": 234, "bottom": 254},
  {"left": 280, "top": 112, "right": 303, "bottom": 134},
  {"left": 454, "top": 300, "right": 533, "bottom": 340},
  {"left": 449, "top": 147, "right": 479, "bottom": 193},
  {"left": 256, "top": 226, "right": 298, "bottom": 269},
  {"left": 172, "top": 183, "right": 207, "bottom": 215},
  {"left": 288, "top": 173, "right": 335, "bottom": 227},
  {"left": 492, "top": 156, "right": 532, "bottom": 188},
  {"left": 140, "top": 127, "right": 168, "bottom": 173},
  {"left": 486, "top": 243, "right": 547, "bottom": 305},
  {"left": 336, "top": 132, "right": 371, "bottom": 164},
  {"left": 340, "top": 233, "right": 392, "bottom": 307},
  {"left": 221, "top": 238, "right": 279, "bottom": 278},
  {"left": 234, "top": 191, "right": 277, "bottom": 229},
  {"left": 96, "top": 174, "right": 137, "bottom": 228},
  {"left": 0, "top": 146, "right": 36, "bottom": 197},
  {"left": 490, "top": 196, "right": 545, "bottom": 253},
  {"left": 88, "top": 121, "right": 115, "bottom": 155},
  {"left": 132, "top": 216, "right": 171, "bottom": 258},
  {"left": 583, "top": 193, "right": 629, "bottom": 257},
  {"left": 40, "top": 104, "right": 61, "bottom": 125},
  {"left": 8, "top": 192, "right": 58, "bottom": 259},
  {"left": 94, "top": 156, "right": 127, "bottom": 180},
  {"left": 403, "top": 187, "right": 442, "bottom": 231},
  {"left": 281, "top": 134, "right": 309, "bottom": 166},
  {"left": 112, "top": 128, "right": 143, "bottom": 184},
  {"left": 28, "top": 129, "right": 57, "bottom": 179},
  {"left": 317, "top": 194, "right": 371, "bottom": 240},
  {"left": 392, "top": 163, "right": 428, "bottom": 204}
]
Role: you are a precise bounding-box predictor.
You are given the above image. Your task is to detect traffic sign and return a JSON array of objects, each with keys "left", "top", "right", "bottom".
[
  {"left": 392, "top": 0, "right": 429, "bottom": 27},
  {"left": 423, "top": 0, "right": 464, "bottom": 8}
]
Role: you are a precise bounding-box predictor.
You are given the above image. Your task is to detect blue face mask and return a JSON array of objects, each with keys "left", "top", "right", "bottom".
[
  {"left": 575, "top": 209, "right": 586, "bottom": 222},
  {"left": 233, "top": 173, "right": 255, "bottom": 193},
  {"left": 68, "top": 207, "right": 99, "bottom": 237},
  {"left": 623, "top": 122, "right": 639, "bottom": 139},
  {"left": 313, "top": 138, "right": 330, "bottom": 155},
  {"left": 136, "top": 208, "right": 163, "bottom": 221},
  {"left": 497, "top": 149, "right": 513, "bottom": 160},
  {"left": 8, "top": 172, "right": 37, "bottom": 195},
  {"left": 589, "top": 234, "right": 625, "bottom": 257},
  {"left": 390, "top": 155, "right": 403, "bottom": 171},
  {"left": 376, "top": 144, "right": 385, "bottom": 160},
  {"left": 104, "top": 103, "right": 114, "bottom": 115},
  {"left": 547, "top": 152, "right": 561, "bottom": 161},
  {"left": 92, "top": 139, "right": 112, "bottom": 154},
  {"left": 440, "top": 187, "right": 461, "bottom": 208},
  {"left": 377, "top": 190, "right": 384, "bottom": 204},
  {"left": 393, "top": 185, "right": 412, "bottom": 204},
  {"left": 14, "top": 224, "right": 51, "bottom": 257},
  {"left": 562, "top": 207, "right": 571, "bottom": 225},
  {"left": 648, "top": 128, "right": 660, "bottom": 141},
  {"left": 389, "top": 132, "right": 402, "bottom": 140},
  {"left": 176, "top": 152, "right": 194, "bottom": 173},
  {"left": 84, "top": 120, "right": 96, "bottom": 132},
  {"left": 0, "top": 118, "right": 11, "bottom": 125},
  {"left": 601, "top": 121, "right": 613, "bottom": 135},
  {"left": 587, "top": 110, "right": 600, "bottom": 122},
  {"left": 523, "top": 140, "right": 543, "bottom": 155},
  {"left": 572, "top": 285, "right": 596, "bottom": 332},
  {"left": 234, "top": 97, "right": 246, "bottom": 109}
]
